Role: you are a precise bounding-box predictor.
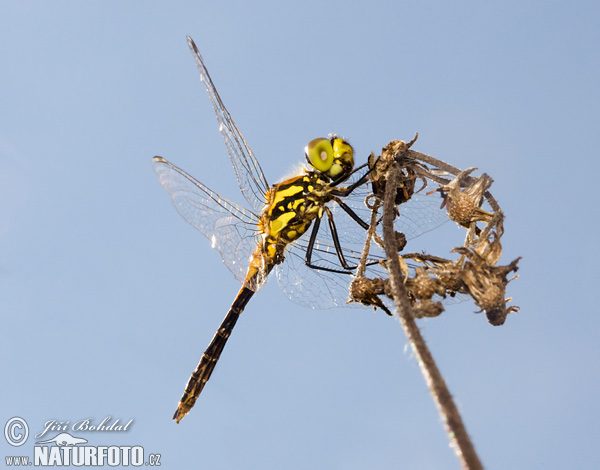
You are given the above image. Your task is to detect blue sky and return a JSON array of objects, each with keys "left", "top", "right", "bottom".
[{"left": 1, "top": 1, "right": 599, "bottom": 468}]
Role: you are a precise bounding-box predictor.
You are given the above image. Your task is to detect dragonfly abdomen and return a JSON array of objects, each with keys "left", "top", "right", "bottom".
[{"left": 173, "top": 286, "right": 255, "bottom": 423}]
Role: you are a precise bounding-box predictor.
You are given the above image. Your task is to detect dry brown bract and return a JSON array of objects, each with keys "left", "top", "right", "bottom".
[
  {"left": 349, "top": 276, "right": 392, "bottom": 316},
  {"left": 453, "top": 223, "right": 521, "bottom": 325},
  {"left": 437, "top": 168, "right": 494, "bottom": 227},
  {"left": 368, "top": 135, "right": 426, "bottom": 206}
]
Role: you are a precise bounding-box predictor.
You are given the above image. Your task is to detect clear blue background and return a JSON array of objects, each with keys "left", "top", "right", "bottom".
[{"left": 1, "top": 1, "right": 598, "bottom": 468}]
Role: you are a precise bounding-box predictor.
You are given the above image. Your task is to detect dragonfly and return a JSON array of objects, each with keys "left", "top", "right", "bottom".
[{"left": 153, "top": 37, "right": 451, "bottom": 423}]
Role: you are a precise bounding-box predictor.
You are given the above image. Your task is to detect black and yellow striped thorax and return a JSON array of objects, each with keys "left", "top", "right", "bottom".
[{"left": 259, "top": 170, "right": 332, "bottom": 263}]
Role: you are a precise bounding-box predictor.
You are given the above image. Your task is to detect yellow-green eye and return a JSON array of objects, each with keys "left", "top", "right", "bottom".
[
  {"left": 327, "top": 138, "right": 354, "bottom": 178},
  {"left": 305, "top": 138, "right": 334, "bottom": 172},
  {"left": 332, "top": 138, "right": 353, "bottom": 164}
]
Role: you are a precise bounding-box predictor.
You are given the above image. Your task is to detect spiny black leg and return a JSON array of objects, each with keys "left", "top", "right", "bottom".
[
  {"left": 331, "top": 171, "right": 370, "bottom": 196},
  {"left": 322, "top": 206, "right": 380, "bottom": 272},
  {"left": 305, "top": 245, "right": 381, "bottom": 274},
  {"left": 324, "top": 206, "right": 353, "bottom": 270},
  {"left": 332, "top": 197, "right": 370, "bottom": 230},
  {"left": 304, "top": 214, "right": 321, "bottom": 267},
  {"left": 304, "top": 198, "right": 379, "bottom": 274},
  {"left": 305, "top": 207, "right": 356, "bottom": 271},
  {"left": 304, "top": 213, "right": 354, "bottom": 274},
  {"left": 330, "top": 162, "right": 369, "bottom": 188}
]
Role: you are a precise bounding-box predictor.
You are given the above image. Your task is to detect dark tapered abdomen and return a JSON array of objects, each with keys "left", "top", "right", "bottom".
[{"left": 173, "top": 286, "right": 255, "bottom": 423}]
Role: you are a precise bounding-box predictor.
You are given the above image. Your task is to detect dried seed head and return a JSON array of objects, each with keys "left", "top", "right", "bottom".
[
  {"left": 474, "top": 230, "right": 503, "bottom": 266},
  {"left": 406, "top": 267, "right": 446, "bottom": 300},
  {"left": 403, "top": 253, "right": 466, "bottom": 295},
  {"left": 478, "top": 284, "right": 504, "bottom": 311},
  {"left": 412, "top": 300, "right": 444, "bottom": 318},
  {"left": 439, "top": 168, "right": 493, "bottom": 227},
  {"left": 349, "top": 277, "right": 391, "bottom": 316},
  {"left": 395, "top": 231, "right": 407, "bottom": 252},
  {"left": 368, "top": 136, "right": 423, "bottom": 204},
  {"left": 363, "top": 137, "right": 521, "bottom": 326},
  {"left": 435, "top": 267, "right": 465, "bottom": 294},
  {"left": 458, "top": 252, "right": 521, "bottom": 326}
]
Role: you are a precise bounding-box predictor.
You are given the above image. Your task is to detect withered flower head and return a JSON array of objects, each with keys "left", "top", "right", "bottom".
[
  {"left": 402, "top": 253, "right": 465, "bottom": 296},
  {"left": 357, "top": 137, "right": 521, "bottom": 327},
  {"left": 438, "top": 168, "right": 493, "bottom": 227},
  {"left": 349, "top": 277, "right": 392, "bottom": 316},
  {"left": 395, "top": 231, "right": 407, "bottom": 252},
  {"left": 455, "top": 246, "right": 521, "bottom": 326},
  {"left": 368, "top": 135, "right": 424, "bottom": 204},
  {"left": 406, "top": 267, "right": 447, "bottom": 300},
  {"left": 473, "top": 227, "right": 503, "bottom": 267},
  {"left": 411, "top": 300, "right": 445, "bottom": 318}
]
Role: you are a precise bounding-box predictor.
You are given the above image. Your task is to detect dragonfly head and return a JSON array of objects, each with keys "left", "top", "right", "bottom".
[{"left": 304, "top": 136, "right": 354, "bottom": 181}]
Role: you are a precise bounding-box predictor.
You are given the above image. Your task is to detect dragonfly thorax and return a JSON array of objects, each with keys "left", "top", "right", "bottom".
[{"left": 259, "top": 171, "right": 334, "bottom": 265}]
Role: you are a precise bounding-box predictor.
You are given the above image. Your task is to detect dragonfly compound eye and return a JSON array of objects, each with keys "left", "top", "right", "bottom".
[
  {"left": 327, "top": 138, "right": 354, "bottom": 179},
  {"left": 305, "top": 137, "right": 334, "bottom": 172}
]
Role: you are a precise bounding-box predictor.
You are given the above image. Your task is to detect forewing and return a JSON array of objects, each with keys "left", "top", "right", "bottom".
[
  {"left": 332, "top": 177, "right": 450, "bottom": 243},
  {"left": 274, "top": 182, "right": 460, "bottom": 310},
  {"left": 152, "top": 157, "right": 261, "bottom": 284},
  {"left": 394, "top": 191, "right": 450, "bottom": 240},
  {"left": 187, "top": 36, "right": 269, "bottom": 214}
]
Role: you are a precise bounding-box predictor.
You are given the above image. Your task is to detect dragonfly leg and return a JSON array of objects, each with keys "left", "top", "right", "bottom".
[
  {"left": 324, "top": 206, "right": 354, "bottom": 270},
  {"left": 304, "top": 215, "right": 323, "bottom": 266},
  {"left": 330, "top": 162, "right": 369, "bottom": 189},
  {"left": 330, "top": 162, "right": 376, "bottom": 195},
  {"left": 303, "top": 208, "right": 378, "bottom": 275},
  {"left": 332, "top": 197, "right": 370, "bottom": 230},
  {"left": 304, "top": 217, "right": 351, "bottom": 274}
]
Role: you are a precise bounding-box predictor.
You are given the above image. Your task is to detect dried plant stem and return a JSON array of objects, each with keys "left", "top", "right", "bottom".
[
  {"left": 382, "top": 163, "right": 483, "bottom": 470},
  {"left": 410, "top": 149, "right": 462, "bottom": 176},
  {"left": 355, "top": 197, "right": 381, "bottom": 278}
]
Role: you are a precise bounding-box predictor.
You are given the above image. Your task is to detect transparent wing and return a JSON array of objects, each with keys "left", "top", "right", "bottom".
[
  {"left": 187, "top": 36, "right": 269, "bottom": 214},
  {"left": 329, "top": 179, "right": 450, "bottom": 246},
  {"left": 278, "top": 232, "right": 467, "bottom": 311},
  {"left": 275, "top": 198, "right": 388, "bottom": 309},
  {"left": 393, "top": 191, "right": 450, "bottom": 240},
  {"left": 153, "top": 157, "right": 262, "bottom": 284},
  {"left": 274, "top": 181, "right": 461, "bottom": 310},
  {"left": 276, "top": 238, "right": 386, "bottom": 310}
]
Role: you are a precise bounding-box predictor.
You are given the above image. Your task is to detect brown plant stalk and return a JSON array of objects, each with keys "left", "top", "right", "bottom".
[{"left": 381, "top": 163, "right": 484, "bottom": 470}]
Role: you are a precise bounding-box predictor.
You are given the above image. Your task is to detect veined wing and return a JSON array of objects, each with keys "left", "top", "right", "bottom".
[
  {"left": 275, "top": 184, "right": 459, "bottom": 310},
  {"left": 187, "top": 36, "right": 269, "bottom": 214},
  {"left": 152, "top": 157, "right": 262, "bottom": 284},
  {"left": 331, "top": 179, "right": 450, "bottom": 243},
  {"left": 277, "top": 237, "right": 387, "bottom": 310},
  {"left": 278, "top": 232, "right": 467, "bottom": 310}
]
